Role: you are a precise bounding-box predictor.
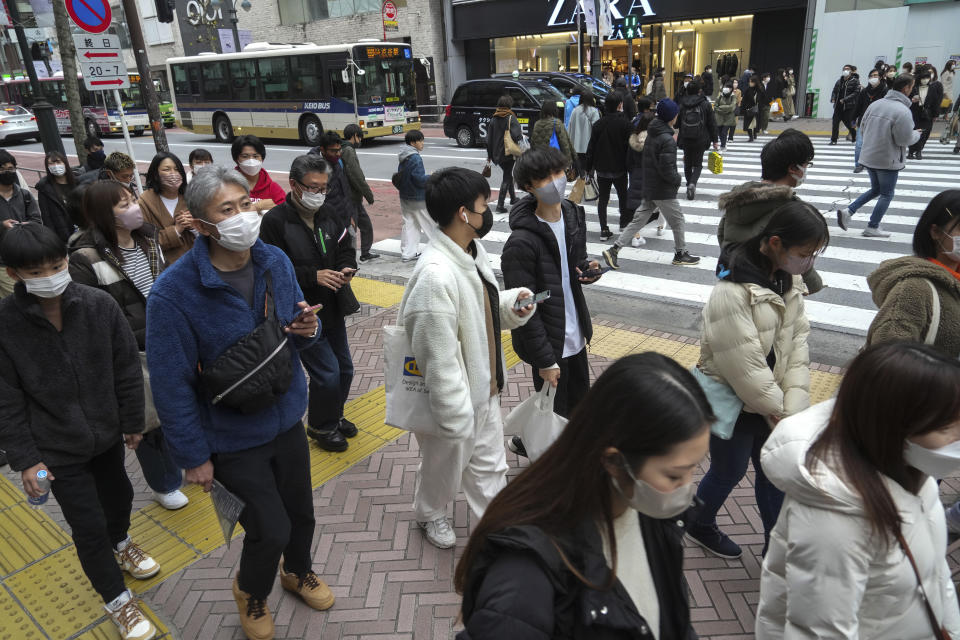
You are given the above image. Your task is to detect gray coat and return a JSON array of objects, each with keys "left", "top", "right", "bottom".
[
  {"left": 567, "top": 104, "right": 600, "bottom": 154},
  {"left": 858, "top": 91, "right": 921, "bottom": 171}
]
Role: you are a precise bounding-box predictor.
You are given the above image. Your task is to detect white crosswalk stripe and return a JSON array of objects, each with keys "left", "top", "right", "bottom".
[{"left": 372, "top": 135, "right": 960, "bottom": 336}]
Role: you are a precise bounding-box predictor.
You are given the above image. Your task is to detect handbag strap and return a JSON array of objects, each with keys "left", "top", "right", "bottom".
[
  {"left": 924, "top": 279, "right": 941, "bottom": 345},
  {"left": 896, "top": 531, "right": 951, "bottom": 640},
  {"left": 263, "top": 271, "right": 276, "bottom": 322}
]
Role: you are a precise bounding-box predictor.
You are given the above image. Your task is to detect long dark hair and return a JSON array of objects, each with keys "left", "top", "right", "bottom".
[
  {"left": 454, "top": 353, "right": 714, "bottom": 594},
  {"left": 82, "top": 180, "right": 135, "bottom": 259},
  {"left": 145, "top": 151, "right": 187, "bottom": 195},
  {"left": 912, "top": 189, "right": 960, "bottom": 258},
  {"left": 44, "top": 151, "right": 75, "bottom": 187},
  {"left": 808, "top": 342, "right": 960, "bottom": 545},
  {"left": 727, "top": 200, "right": 829, "bottom": 275}
]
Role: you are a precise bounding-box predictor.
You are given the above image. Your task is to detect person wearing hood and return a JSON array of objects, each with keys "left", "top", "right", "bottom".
[
  {"left": 138, "top": 152, "right": 195, "bottom": 265},
  {"left": 454, "top": 353, "right": 710, "bottom": 640},
  {"left": 714, "top": 82, "right": 738, "bottom": 150},
  {"left": 530, "top": 100, "right": 577, "bottom": 170},
  {"left": 687, "top": 201, "right": 826, "bottom": 560},
  {"left": 718, "top": 130, "right": 821, "bottom": 293},
  {"left": 756, "top": 342, "right": 960, "bottom": 640},
  {"left": 400, "top": 167, "right": 535, "bottom": 550},
  {"left": 676, "top": 80, "right": 719, "bottom": 201},
  {"left": 830, "top": 64, "right": 859, "bottom": 144},
  {"left": 853, "top": 68, "right": 889, "bottom": 172},
  {"left": 500, "top": 147, "right": 601, "bottom": 457},
  {"left": 487, "top": 95, "right": 523, "bottom": 212},
  {"left": 603, "top": 99, "right": 700, "bottom": 268},
  {"left": 837, "top": 74, "right": 921, "bottom": 238},
  {"left": 908, "top": 64, "right": 944, "bottom": 160},
  {"left": 586, "top": 93, "right": 634, "bottom": 240},
  {"left": 82, "top": 136, "right": 106, "bottom": 173},
  {"left": 230, "top": 135, "right": 285, "bottom": 212},
  {"left": 396, "top": 130, "right": 433, "bottom": 261},
  {"left": 567, "top": 91, "right": 601, "bottom": 178}
]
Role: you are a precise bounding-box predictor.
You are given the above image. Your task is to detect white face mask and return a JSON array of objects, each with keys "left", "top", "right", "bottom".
[
  {"left": 238, "top": 159, "right": 262, "bottom": 177},
  {"left": 19, "top": 268, "right": 71, "bottom": 298},
  {"left": 722, "top": 87, "right": 732, "bottom": 95},
  {"left": 300, "top": 190, "right": 326, "bottom": 210},
  {"left": 213, "top": 210, "right": 262, "bottom": 252},
  {"left": 683, "top": 81, "right": 689, "bottom": 88},
  {"left": 903, "top": 439, "right": 960, "bottom": 479},
  {"left": 791, "top": 164, "right": 808, "bottom": 188},
  {"left": 937, "top": 233, "right": 960, "bottom": 262},
  {"left": 921, "top": 78, "right": 930, "bottom": 86},
  {"left": 48, "top": 163, "right": 66, "bottom": 176},
  {"left": 612, "top": 459, "right": 696, "bottom": 519},
  {"left": 842, "top": 69, "right": 851, "bottom": 77},
  {"left": 868, "top": 77, "right": 880, "bottom": 87}
]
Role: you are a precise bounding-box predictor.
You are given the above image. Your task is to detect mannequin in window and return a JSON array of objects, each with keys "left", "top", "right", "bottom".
[{"left": 674, "top": 41, "right": 687, "bottom": 73}]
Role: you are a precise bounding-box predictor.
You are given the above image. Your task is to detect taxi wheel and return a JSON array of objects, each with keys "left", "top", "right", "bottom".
[{"left": 456, "top": 125, "right": 475, "bottom": 148}]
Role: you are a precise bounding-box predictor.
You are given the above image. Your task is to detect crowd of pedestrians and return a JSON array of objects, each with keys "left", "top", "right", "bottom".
[{"left": 0, "top": 61, "right": 960, "bottom": 640}]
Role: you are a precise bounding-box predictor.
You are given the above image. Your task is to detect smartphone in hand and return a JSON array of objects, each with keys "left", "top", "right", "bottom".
[{"left": 514, "top": 290, "right": 551, "bottom": 310}]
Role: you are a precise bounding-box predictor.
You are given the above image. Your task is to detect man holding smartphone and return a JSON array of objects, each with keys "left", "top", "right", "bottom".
[
  {"left": 501, "top": 147, "right": 600, "bottom": 456},
  {"left": 261, "top": 154, "right": 361, "bottom": 452}
]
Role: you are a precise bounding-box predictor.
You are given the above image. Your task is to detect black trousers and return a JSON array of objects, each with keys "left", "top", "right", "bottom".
[
  {"left": 212, "top": 424, "right": 316, "bottom": 599},
  {"left": 597, "top": 174, "right": 632, "bottom": 231},
  {"left": 909, "top": 121, "right": 933, "bottom": 154},
  {"left": 831, "top": 107, "right": 855, "bottom": 142},
  {"left": 683, "top": 147, "right": 706, "bottom": 185},
  {"left": 532, "top": 348, "right": 590, "bottom": 419},
  {"left": 497, "top": 157, "right": 516, "bottom": 208},
  {"left": 356, "top": 203, "right": 374, "bottom": 254},
  {"left": 742, "top": 112, "right": 758, "bottom": 136},
  {"left": 49, "top": 440, "right": 133, "bottom": 603}
]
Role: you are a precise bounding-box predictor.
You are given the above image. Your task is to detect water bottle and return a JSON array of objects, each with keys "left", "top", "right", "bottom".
[{"left": 27, "top": 469, "right": 50, "bottom": 507}]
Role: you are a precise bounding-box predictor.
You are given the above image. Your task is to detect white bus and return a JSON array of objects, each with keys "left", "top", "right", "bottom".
[{"left": 166, "top": 41, "right": 421, "bottom": 146}]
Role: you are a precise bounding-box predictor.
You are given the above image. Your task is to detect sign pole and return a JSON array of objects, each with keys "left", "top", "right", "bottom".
[{"left": 113, "top": 88, "right": 143, "bottom": 194}]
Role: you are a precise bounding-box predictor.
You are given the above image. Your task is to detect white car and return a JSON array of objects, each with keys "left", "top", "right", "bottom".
[{"left": 0, "top": 104, "right": 40, "bottom": 143}]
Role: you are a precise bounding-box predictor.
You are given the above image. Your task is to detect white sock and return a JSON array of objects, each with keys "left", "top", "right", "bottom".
[
  {"left": 107, "top": 589, "right": 131, "bottom": 611},
  {"left": 115, "top": 536, "right": 131, "bottom": 553}
]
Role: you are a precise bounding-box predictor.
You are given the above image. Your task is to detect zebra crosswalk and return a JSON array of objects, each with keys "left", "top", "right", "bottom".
[{"left": 371, "top": 135, "right": 960, "bottom": 336}]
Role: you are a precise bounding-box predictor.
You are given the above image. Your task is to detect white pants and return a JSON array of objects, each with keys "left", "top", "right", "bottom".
[
  {"left": 413, "top": 395, "right": 508, "bottom": 522},
  {"left": 399, "top": 199, "right": 434, "bottom": 260}
]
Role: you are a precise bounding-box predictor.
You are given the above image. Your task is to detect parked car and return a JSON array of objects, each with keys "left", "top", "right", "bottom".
[
  {"left": 443, "top": 78, "right": 566, "bottom": 147},
  {"left": 0, "top": 104, "right": 40, "bottom": 144},
  {"left": 493, "top": 71, "right": 612, "bottom": 104}
]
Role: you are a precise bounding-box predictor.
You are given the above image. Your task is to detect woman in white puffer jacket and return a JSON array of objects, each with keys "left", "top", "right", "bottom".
[
  {"left": 757, "top": 342, "right": 960, "bottom": 640},
  {"left": 687, "top": 201, "right": 828, "bottom": 561}
]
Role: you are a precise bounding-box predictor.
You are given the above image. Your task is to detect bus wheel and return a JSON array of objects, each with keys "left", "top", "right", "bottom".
[
  {"left": 85, "top": 119, "right": 98, "bottom": 138},
  {"left": 456, "top": 125, "right": 475, "bottom": 148},
  {"left": 133, "top": 129, "right": 145, "bottom": 137},
  {"left": 299, "top": 115, "right": 322, "bottom": 147},
  {"left": 214, "top": 115, "right": 234, "bottom": 143}
]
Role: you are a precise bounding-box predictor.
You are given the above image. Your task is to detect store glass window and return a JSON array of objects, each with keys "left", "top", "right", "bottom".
[{"left": 491, "top": 33, "right": 581, "bottom": 74}]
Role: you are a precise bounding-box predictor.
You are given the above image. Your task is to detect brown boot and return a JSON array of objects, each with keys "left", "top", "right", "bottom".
[
  {"left": 279, "top": 566, "right": 335, "bottom": 611},
  {"left": 232, "top": 577, "right": 274, "bottom": 640}
]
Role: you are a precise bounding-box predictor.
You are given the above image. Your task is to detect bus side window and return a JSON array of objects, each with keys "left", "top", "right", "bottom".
[
  {"left": 257, "top": 58, "right": 290, "bottom": 100},
  {"left": 289, "top": 54, "right": 322, "bottom": 99},
  {"left": 229, "top": 60, "right": 259, "bottom": 101},
  {"left": 328, "top": 67, "right": 353, "bottom": 104}
]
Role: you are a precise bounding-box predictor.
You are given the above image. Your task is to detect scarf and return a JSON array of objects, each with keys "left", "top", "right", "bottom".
[{"left": 493, "top": 107, "right": 516, "bottom": 119}]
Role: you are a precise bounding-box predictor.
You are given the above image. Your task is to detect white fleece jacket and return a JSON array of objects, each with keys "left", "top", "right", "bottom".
[{"left": 399, "top": 231, "right": 533, "bottom": 439}]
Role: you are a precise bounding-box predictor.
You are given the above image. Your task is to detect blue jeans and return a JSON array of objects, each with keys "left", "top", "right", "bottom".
[
  {"left": 695, "top": 412, "right": 785, "bottom": 539},
  {"left": 849, "top": 167, "right": 899, "bottom": 228},
  {"left": 854, "top": 126, "right": 864, "bottom": 167},
  {"left": 299, "top": 316, "right": 354, "bottom": 432},
  {"left": 135, "top": 430, "right": 182, "bottom": 494}
]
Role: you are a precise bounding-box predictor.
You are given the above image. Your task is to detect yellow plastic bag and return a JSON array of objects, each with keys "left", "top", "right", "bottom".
[{"left": 708, "top": 150, "right": 723, "bottom": 175}]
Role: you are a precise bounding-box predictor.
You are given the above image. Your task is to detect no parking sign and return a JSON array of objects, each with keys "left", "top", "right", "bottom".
[{"left": 65, "top": 0, "right": 112, "bottom": 34}]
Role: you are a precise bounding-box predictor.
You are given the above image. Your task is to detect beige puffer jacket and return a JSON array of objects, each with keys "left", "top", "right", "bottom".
[{"left": 698, "top": 276, "right": 811, "bottom": 419}]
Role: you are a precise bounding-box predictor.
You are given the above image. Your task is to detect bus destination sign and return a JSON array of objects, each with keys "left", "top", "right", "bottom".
[{"left": 358, "top": 46, "right": 411, "bottom": 60}]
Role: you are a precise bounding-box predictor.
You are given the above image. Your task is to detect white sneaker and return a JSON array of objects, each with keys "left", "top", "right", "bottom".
[
  {"left": 657, "top": 224, "right": 664, "bottom": 237},
  {"left": 631, "top": 234, "right": 645, "bottom": 248},
  {"left": 153, "top": 489, "right": 188, "bottom": 510},
  {"left": 836, "top": 208, "right": 852, "bottom": 231},
  {"left": 862, "top": 226, "right": 891, "bottom": 238},
  {"left": 946, "top": 502, "right": 960, "bottom": 535},
  {"left": 115, "top": 539, "right": 160, "bottom": 579},
  {"left": 418, "top": 517, "right": 456, "bottom": 549},
  {"left": 106, "top": 591, "right": 156, "bottom": 640}
]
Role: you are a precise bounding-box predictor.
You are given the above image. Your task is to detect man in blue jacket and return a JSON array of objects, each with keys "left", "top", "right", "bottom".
[
  {"left": 146, "top": 166, "right": 332, "bottom": 640},
  {"left": 397, "top": 130, "right": 432, "bottom": 262}
]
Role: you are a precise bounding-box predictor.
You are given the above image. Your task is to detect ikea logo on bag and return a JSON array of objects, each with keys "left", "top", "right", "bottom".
[{"left": 403, "top": 357, "right": 423, "bottom": 377}]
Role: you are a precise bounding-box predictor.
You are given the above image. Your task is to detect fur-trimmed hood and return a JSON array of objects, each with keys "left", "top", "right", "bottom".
[
  {"left": 717, "top": 181, "right": 795, "bottom": 213},
  {"left": 628, "top": 131, "right": 647, "bottom": 152}
]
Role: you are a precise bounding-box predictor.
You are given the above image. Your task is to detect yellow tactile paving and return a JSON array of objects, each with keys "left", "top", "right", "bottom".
[
  {"left": 590, "top": 327, "right": 650, "bottom": 359},
  {"left": 140, "top": 484, "right": 242, "bottom": 555},
  {"left": 672, "top": 344, "right": 702, "bottom": 369},
  {"left": 810, "top": 369, "right": 842, "bottom": 404},
  {"left": 0, "top": 585, "right": 44, "bottom": 639},
  {"left": 351, "top": 277, "right": 405, "bottom": 308},
  {"left": 0, "top": 474, "right": 25, "bottom": 510},
  {"left": 123, "top": 511, "right": 198, "bottom": 594},
  {"left": 0, "top": 502, "right": 71, "bottom": 576},
  {"left": 5, "top": 547, "right": 107, "bottom": 639},
  {"left": 630, "top": 335, "right": 685, "bottom": 359}
]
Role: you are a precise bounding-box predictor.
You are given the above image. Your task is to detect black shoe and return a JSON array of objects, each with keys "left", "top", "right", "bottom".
[
  {"left": 602, "top": 245, "right": 621, "bottom": 270},
  {"left": 495, "top": 205, "right": 507, "bottom": 213},
  {"left": 507, "top": 436, "right": 528, "bottom": 458},
  {"left": 907, "top": 152, "right": 916, "bottom": 159},
  {"left": 359, "top": 252, "right": 380, "bottom": 262},
  {"left": 954, "top": 146, "right": 959, "bottom": 154},
  {"left": 853, "top": 164, "right": 864, "bottom": 173},
  {"left": 307, "top": 426, "right": 349, "bottom": 452},
  {"left": 338, "top": 418, "right": 358, "bottom": 438},
  {"left": 672, "top": 251, "right": 700, "bottom": 266},
  {"left": 686, "top": 183, "right": 696, "bottom": 200},
  {"left": 686, "top": 522, "right": 743, "bottom": 559},
  {"left": 915, "top": 151, "right": 923, "bottom": 160},
  {"left": 829, "top": 140, "right": 838, "bottom": 145},
  {"left": 600, "top": 228, "right": 613, "bottom": 240}
]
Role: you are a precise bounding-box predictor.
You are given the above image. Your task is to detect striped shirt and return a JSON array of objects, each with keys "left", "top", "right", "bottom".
[{"left": 118, "top": 245, "right": 154, "bottom": 298}]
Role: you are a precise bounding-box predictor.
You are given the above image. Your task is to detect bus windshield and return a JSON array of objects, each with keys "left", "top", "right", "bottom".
[{"left": 355, "top": 58, "right": 415, "bottom": 109}]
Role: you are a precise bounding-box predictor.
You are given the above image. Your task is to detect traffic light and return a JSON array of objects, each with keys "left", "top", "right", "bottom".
[{"left": 155, "top": 0, "right": 174, "bottom": 22}]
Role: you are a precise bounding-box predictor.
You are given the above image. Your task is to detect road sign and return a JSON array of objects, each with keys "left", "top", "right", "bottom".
[
  {"left": 65, "top": 0, "right": 112, "bottom": 34},
  {"left": 382, "top": 0, "right": 398, "bottom": 32},
  {"left": 73, "top": 34, "right": 129, "bottom": 90}
]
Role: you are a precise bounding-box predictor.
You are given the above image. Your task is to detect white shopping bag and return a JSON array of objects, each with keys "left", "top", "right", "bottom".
[
  {"left": 503, "top": 385, "right": 568, "bottom": 462},
  {"left": 383, "top": 324, "right": 444, "bottom": 437}
]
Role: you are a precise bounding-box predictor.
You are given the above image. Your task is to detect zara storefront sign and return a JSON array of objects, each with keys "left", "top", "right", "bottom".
[{"left": 547, "top": 0, "right": 655, "bottom": 28}]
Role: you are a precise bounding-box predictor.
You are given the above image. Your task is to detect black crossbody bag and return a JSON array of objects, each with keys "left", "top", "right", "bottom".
[{"left": 200, "top": 272, "right": 293, "bottom": 414}]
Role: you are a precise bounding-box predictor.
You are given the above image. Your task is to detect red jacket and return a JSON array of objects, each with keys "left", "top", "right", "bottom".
[{"left": 240, "top": 168, "right": 286, "bottom": 205}]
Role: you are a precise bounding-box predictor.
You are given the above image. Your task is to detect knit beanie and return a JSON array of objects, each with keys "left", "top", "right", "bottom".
[{"left": 656, "top": 99, "right": 679, "bottom": 122}]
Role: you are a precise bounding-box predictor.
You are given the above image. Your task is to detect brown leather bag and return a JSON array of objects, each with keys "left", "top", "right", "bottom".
[{"left": 897, "top": 531, "right": 953, "bottom": 640}]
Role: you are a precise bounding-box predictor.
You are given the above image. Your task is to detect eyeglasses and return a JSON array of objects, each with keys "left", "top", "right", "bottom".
[{"left": 297, "top": 181, "right": 327, "bottom": 195}]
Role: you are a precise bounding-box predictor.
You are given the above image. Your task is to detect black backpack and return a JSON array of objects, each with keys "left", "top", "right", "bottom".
[
  {"left": 391, "top": 156, "right": 407, "bottom": 189},
  {"left": 679, "top": 106, "right": 704, "bottom": 143}
]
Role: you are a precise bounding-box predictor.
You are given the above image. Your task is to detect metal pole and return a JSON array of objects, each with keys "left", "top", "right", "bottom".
[
  {"left": 229, "top": 2, "right": 241, "bottom": 52},
  {"left": 348, "top": 60, "right": 359, "bottom": 125},
  {"left": 627, "top": 37, "right": 633, "bottom": 86},
  {"left": 576, "top": 6, "right": 582, "bottom": 73},
  {"left": 797, "top": 0, "right": 817, "bottom": 118},
  {"left": 591, "top": 0, "right": 602, "bottom": 80},
  {"left": 113, "top": 88, "right": 143, "bottom": 194},
  {"left": 6, "top": 0, "right": 63, "bottom": 155},
  {"left": 119, "top": 0, "right": 168, "bottom": 152}
]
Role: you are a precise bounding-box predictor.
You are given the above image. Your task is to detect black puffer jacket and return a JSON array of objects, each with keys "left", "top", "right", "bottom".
[
  {"left": 586, "top": 112, "right": 632, "bottom": 175},
  {"left": 642, "top": 118, "right": 682, "bottom": 201},
  {"left": 457, "top": 516, "right": 698, "bottom": 640},
  {"left": 36, "top": 176, "right": 75, "bottom": 243},
  {"left": 307, "top": 150, "right": 357, "bottom": 228},
  {"left": 260, "top": 196, "right": 358, "bottom": 329},
  {"left": 676, "top": 94, "right": 718, "bottom": 150},
  {"left": 501, "top": 197, "right": 593, "bottom": 370},
  {"left": 68, "top": 224, "right": 164, "bottom": 349}
]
